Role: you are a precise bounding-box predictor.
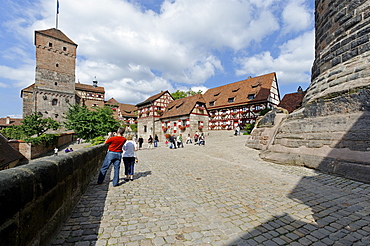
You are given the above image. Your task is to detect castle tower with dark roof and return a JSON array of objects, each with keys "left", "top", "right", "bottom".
[{"left": 21, "top": 28, "right": 78, "bottom": 121}]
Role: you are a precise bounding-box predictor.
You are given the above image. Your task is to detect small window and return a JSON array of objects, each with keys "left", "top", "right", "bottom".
[
  {"left": 63, "top": 47, "right": 67, "bottom": 51},
  {"left": 56, "top": 63, "right": 59, "bottom": 67},
  {"left": 49, "top": 42, "right": 53, "bottom": 47},
  {"left": 255, "top": 106, "right": 261, "bottom": 110},
  {"left": 209, "top": 101, "right": 215, "bottom": 106},
  {"left": 55, "top": 82, "right": 58, "bottom": 86},
  {"left": 144, "top": 125, "right": 147, "bottom": 133},
  {"left": 92, "top": 104, "right": 98, "bottom": 107},
  {"left": 228, "top": 98, "right": 235, "bottom": 103},
  {"left": 52, "top": 99, "right": 58, "bottom": 106},
  {"left": 232, "top": 88, "right": 240, "bottom": 92},
  {"left": 248, "top": 94, "right": 255, "bottom": 100}
]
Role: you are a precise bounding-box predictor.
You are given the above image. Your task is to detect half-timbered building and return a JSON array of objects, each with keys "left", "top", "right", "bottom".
[
  {"left": 75, "top": 79, "right": 105, "bottom": 109},
  {"left": 160, "top": 93, "right": 209, "bottom": 139},
  {"left": 203, "top": 72, "right": 280, "bottom": 130},
  {"left": 136, "top": 91, "right": 174, "bottom": 141}
]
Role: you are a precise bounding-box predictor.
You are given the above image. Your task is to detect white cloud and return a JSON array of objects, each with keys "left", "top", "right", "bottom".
[
  {"left": 282, "top": 0, "right": 313, "bottom": 34},
  {"left": 0, "top": 64, "right": 34, "bottom": 87},
  {"left": 0, "top": 0, "right": 315, "bottom": 109},
  {"left": 235, "top": 30, "right": 314, "bottom": 85}
]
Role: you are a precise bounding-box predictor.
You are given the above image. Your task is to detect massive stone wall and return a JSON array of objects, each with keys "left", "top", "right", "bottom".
[
  {"left": 0, "top": 144, "right": 107, "bottom": 246},
  {"left": 249, "top": 0, "right": 370, "bottom": 183},
  {"left": 305, "top": 0, "right": 370, "bottom": 103}
]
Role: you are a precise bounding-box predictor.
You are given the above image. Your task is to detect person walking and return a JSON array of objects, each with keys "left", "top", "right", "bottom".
[
  {"left": 122, "top": 135, "right": 138, "bottom": 181},
  {"left": 148, "top": 135, "right": 153, "bottom": 149},
  {"left": 170, "top": 134, "right": 177, "bottom": 149},
  {"left": 154, "top": 134, "right": 159, "bottom": 147},
  {"left": 54, "top": 147, "right": 58, "bottom": 156},
  {"left": 97, "top": 127, "right": 127, "bottom": 187},
  {"left": 177, "top": 134, "right": 184, "bottom": 148},
  {"left": 138, "top": 136, "right": 144, "bottom": 149}
]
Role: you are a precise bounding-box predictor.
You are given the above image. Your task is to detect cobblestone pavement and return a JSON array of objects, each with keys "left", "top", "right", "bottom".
[{"left": 52, "top": 131, "right": 370, "bottom": 246}]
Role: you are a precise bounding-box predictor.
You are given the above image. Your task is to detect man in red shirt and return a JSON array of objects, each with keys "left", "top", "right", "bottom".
[{"left": 97, "top": 127, "right": 127, "bottom": 186}]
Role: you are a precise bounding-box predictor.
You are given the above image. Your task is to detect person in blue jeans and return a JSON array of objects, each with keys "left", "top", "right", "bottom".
[
  {"left": 122, "top": 135, "right": 138, "bottom": 181},
  {"left": 97, "top": 127, "right": 126, "bottom": 186},
  {"left": 154, "top": 134, "right": 159, "bottom": 147}
]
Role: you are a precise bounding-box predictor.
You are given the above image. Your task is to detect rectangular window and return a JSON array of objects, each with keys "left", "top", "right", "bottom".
[
  {"left": 144, "top": 125, "right": 147, "bottom": 133},
  {"left": 209, "top": 101, "right": 215, "bottom": 106},
  {"left": 248, "top": 94, "right": 255, "bottom": 100},
  {"left": 228, "top": 98, "right": 234, "bottom": 103}
]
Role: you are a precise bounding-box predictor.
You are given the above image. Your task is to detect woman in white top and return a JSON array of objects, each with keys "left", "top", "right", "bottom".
[{"left": 122, "top": 135, "right": 138, "bottom": 181}]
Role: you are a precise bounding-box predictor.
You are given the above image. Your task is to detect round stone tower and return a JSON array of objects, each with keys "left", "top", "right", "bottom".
[{"left": 257, "top": 0, "right": 370, "bottom": 183}]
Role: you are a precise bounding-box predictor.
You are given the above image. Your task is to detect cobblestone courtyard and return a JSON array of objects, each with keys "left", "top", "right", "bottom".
[{"left": 53, "top": 131, "right": 370, "bottom": 245}]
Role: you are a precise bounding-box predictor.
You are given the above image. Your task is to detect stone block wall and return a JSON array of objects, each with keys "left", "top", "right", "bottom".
[
  {"left": 306, "top": 0, "right": 370, "bottom": 103},
  {"left": 9, "top": 133, "right": 75, "bottom": 160},
  {"left": 0, "top": 144, "right": 107, "bottom": 246},
  {"left": 255, "top": 0, "right": 370, "bottom": 184}
]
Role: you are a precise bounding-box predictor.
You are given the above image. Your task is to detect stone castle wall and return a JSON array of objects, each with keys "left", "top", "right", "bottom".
[
  {"left": 305, "top": 0, "right": 370, "bottom": 103},
  {"left": 0, "top": 144, "right": 107, "bottom": 246},
  {"left": 249, "top": 0, "right": 370, "bottom": 184}
]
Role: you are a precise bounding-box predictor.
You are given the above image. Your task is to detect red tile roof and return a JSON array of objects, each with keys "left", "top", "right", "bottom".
[
  {"left": 35, "top": 28, "right": 77, "bottom": 46},
  {"left": 161, "top": 93, "right": 207, "bottom": 119},
  {"left": 119, "top": 103, "right": 137, "bottom": 117},
  {"left": 75, "top": 83, "right": 105, "bottom": 93},
  {"left": 106, "top": 98, "right": 119, "bottom": 106},
  {"left": 136, "top": 90, "right": 172, "bottom": 107},
  {"left": 278, "top": 91, "right": 306, "bottom": 113},
  {"left": 203, "top": 72, "right": 277, "bottom": 109},
  {"left": 0, "top": 118, "right": 22, "bottom": 127}
]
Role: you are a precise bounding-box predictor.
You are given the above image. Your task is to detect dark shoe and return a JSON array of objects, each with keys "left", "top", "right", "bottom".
[
  {"left": 130, "top": 178, "right": 134, "bottom": 181},
  {"left": 124, "top": 179, "right": 129, "bottom": 182},
  {"left": 97, "top": 181, "right": 103, "bottom": 185}
]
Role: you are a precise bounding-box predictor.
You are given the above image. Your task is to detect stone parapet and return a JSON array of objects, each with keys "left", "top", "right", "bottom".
[{"left": 0, "top": 144, "right": 107, "bottom": 246}]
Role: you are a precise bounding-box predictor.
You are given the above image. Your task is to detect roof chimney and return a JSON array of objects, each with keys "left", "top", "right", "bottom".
[
  {"left": 6, "top": 117, "right": 10, "bottom": 125},
  {"left": 297, "top": 86, "right": 303, "bottom": 93},
  {"left": 247, "top": 76, "right": 252, "bottom": 79},
  {"left": 93, "top": 77, "right": 98, "bottom": 88}
]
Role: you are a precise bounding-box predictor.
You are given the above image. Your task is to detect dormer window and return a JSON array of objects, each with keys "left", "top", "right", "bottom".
[
  {"left": 252, "top": 82, "right": 261, "bottom": 88},
  {"left": 176, "top": 102, "right": 184, "bottom": 109},
  {"left": 214, "top": 92, "right": 220, "bottom": 97},
  {"left": 232, "top": 88, "right": 240, "bottom": 92},
  {"left": 228, "top": 97, "right": 235, "bottom": 103},
  {"left": 209, "top": 101, "right": 215, "bottom": 106},
  {"left": 248, "top": 94, "right": 255, "bottom": 100}
]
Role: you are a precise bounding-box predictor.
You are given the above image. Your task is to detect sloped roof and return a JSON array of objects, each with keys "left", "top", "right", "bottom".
[
  {"left": 203, "top": 72, "right": 277, "bottom": 109},
  {"left": 0, "top": 134, "right": 25, "bottom": 169},
  {"left": 75, "top": 83, "right": 105, "bottom": 93},
  {"left": 136, "top": 91, "right": 172, "bottom": 107},
  {"left": 35, "top": 28, "right": 77, "bottom": 46},
  {"left": 106, "top": 97, "right": 119, "bottom": 106},
  {"left": 161, "top": 93, "right": 206, "bottom": 119},
  {"left": 278, "top": 91, "right": 306, "bottom": 113},
  {"left": 0, "top": 118, "right": 22, "bottom": 127},
  {"left": 119, "top": 103, "right": 137, "bottom": 117}
]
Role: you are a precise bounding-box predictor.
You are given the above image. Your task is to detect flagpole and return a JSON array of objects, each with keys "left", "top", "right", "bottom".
[{"left": 56, "top": 0, "right": 59, "bottom": 29}]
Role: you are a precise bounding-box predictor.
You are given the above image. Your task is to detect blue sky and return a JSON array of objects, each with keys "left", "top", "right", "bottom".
[{"left": 0, "top": 0, "right": 315, "bottom": 118}]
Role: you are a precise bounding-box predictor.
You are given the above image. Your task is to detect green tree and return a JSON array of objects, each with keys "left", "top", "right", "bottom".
[
  {"left": 21, "top": 112, "right": 61, "bottom": 137},
  {"left": 0, "top": 125, "right": 26, "bottom": 140},
  {"left": 64, "top": 104, "right": 120, "bottom": 140},
  {"left": 171, "top": 89, "right": 202, "bottom": 100}
]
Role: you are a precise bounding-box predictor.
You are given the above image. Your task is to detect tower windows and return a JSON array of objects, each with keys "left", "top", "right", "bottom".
[
  {"left": 52, "top": 99, "right": 58, "bottom": 106},
  {"left": 55, "top": 82, "right": 58, "bottom": 86},
  {"left": 49, "top": 42, "right": 53, "bottom": 47},
  {"left": 63, "top": 47, "right": 67, "bottom": 51},
  {"left": 56, "top": 63, "right": 59, "bottom": 67}
]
